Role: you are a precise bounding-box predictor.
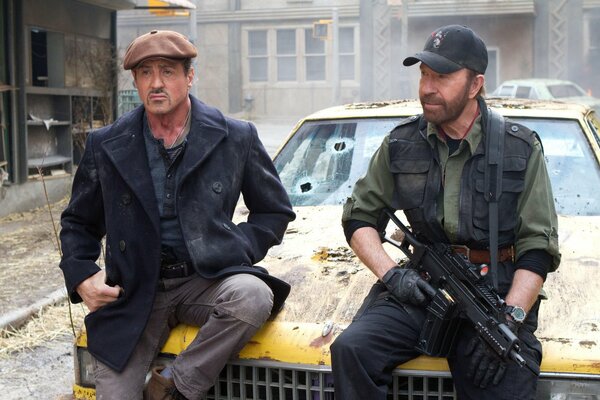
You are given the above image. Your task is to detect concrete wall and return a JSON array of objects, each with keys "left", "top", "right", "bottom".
[
  {"left": 23, "top": 0, "right": 112, "bottom": 39},
  {"left": 196, "top": 23, "right": 230, "bottom": 112},
  {"left": 0, "top": 176, "right": 72, "bottom": 218}
]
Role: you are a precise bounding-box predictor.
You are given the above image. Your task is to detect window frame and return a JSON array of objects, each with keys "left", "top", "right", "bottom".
[
  {"left": 247, "top": 29, "right": 269, "bottom": 83},
  {"left": 243, "top": 24, "right": 359, "bottom": 87}
]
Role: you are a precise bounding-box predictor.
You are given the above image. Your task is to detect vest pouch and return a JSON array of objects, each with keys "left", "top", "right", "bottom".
[
  {"left": 390, "top": 159, "right": 431, "bottom": 210},
  {"left": 473, "top": 155, "right": 527, "bottom": 233}
]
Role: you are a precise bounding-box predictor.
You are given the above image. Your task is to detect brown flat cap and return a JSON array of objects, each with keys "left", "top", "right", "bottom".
[{"left": 123, "top": 30, "right": 197, "bottom": 70}]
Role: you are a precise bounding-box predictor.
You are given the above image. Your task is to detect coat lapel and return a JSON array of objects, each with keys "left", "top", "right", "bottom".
[
  {"left": 98, "top": 98, "right": 228, "bottom": 233},
  {"left": 179, "top": 97, "right": 228, "bottom": 184},
  {"left": 101, "top": 110, "right": 160, "bottom": 234}
]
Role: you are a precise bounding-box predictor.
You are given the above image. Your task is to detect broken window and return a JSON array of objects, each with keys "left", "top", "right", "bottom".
[{"left": 274, "top": 118, "right": 401, "bottom": 206}]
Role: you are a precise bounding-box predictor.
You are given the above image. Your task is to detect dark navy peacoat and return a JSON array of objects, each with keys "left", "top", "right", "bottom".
[{"left": 59, "top": 96, "right": 295, "bottom": 372}]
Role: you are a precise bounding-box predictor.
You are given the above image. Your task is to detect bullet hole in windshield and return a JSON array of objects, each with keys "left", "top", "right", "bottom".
[
  {"left": 334, "top": 141, "right": 346, "bottom": 151},
  {"left": 300, "top": 182, "right": 312, "bottom": 192}
]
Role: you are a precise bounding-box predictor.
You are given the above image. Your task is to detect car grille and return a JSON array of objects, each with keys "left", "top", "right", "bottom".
[
  {"left": 77, "top": 348, "right": 457, "bottom": 399},
  {"left": 206, "top": 359, "right": 457, "bottom": 400}
]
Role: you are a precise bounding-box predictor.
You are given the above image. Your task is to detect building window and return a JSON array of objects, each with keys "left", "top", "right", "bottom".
[
  {"left": 277, "top": 29, "right": 296, "bottom": 81},
  {"left": 248, "top": 30, "right": 268, "bottom": 82},
  {"left": 305, "top": 29, "right": 325, "bottom": 81},
  {"left": 245, "top": 25, "right": 358, "bottom": 84},
  {"left": 339, "top": 27, "right": 355, "bottom": 80}
]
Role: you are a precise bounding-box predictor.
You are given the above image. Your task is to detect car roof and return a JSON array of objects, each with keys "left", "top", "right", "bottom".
[
  {"left": 299, "top": 97, "right": 594, "bottom": 122},
  {"left": 497, "top": 78, "right": 581, "bottom": 86}
]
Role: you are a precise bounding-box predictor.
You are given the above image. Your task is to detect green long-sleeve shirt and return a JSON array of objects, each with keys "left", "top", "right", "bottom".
[{"left": 342, "top": 116, "right": 561, "bottom": 271}]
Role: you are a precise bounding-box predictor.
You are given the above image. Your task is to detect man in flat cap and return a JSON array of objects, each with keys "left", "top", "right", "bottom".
[
  {"left": 330, "top": 25, "right": 560, "bottom": 399},
  {"left": 59, "top": 30, "right": 295, "bottom": 399}
]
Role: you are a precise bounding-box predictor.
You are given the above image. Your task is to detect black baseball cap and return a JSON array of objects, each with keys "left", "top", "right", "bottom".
[{"left": 403, "top": 25, "right": 488, "bottom": 74}]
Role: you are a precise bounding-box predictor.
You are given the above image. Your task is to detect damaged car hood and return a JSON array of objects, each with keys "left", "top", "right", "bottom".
[{"left": 240, "top": 205, "right": 600, "bottom": 373}]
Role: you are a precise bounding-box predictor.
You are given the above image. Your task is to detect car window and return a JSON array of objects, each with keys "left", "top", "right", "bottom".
[
  {"left": 497, "top": 85, "right": 515, "bottom": 97},
  {"left": 547, "top": 83, "right": 587, "bottom": 98},
  {"left": 513, "top": 117, "right": 600, "bottom": 216},
  {"left": 515, "top": 86, "right": 533, "bottom": 98},
  {"left": 276, "top": 115, "right": 599, "bottom": 216},
  {"left": 274, "top": 118, "right": 401, "bottom": 206}
]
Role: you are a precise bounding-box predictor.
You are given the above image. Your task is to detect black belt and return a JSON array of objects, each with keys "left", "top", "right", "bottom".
[{"left": 159, "top": 261, "right": 195, "bottom": 279}]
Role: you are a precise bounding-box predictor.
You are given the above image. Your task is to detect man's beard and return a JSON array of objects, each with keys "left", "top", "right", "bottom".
[{"left": 420, "top": 83, "right": 471, "bottom": 126}]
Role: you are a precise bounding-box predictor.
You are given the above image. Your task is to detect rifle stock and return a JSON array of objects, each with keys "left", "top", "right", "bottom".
[{"left": 380, "top": 209, "right": 538, "bottom": 376}]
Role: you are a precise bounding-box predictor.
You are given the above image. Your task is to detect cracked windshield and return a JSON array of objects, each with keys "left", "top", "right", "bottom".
[
  {"left": 275, "top": 118, "right": 399, "bottom": 206},
  {"left": 275, "top": 115, "right": 600, "bottom": 216}
]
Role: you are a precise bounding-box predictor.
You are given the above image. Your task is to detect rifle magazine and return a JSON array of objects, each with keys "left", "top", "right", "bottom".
[{"left": 416, "top": 289, "right": 463, "bottom": 357}]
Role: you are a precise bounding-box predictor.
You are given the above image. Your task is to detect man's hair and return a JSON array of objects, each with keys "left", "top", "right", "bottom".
[
  {"left": 183, "top": 58, "right": 192, "bottom": 74},
  {"left": 467, "top": 69, "right": 486, "bottom": 98}
]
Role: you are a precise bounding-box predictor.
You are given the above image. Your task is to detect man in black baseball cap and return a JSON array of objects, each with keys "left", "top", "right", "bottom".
[{"left": 331, "top": 24, "right": 558, "bottom": 400}]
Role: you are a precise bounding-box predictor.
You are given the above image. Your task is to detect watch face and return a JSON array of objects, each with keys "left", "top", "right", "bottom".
[{"left": 510, "top": 306, "right": 526, "bottom": 322}]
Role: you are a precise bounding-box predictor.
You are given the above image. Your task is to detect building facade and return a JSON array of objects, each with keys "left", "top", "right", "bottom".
[
  {"left": 0, "top": 0, "right": 135, "bottom": 216},
  {"left": 117, "top": 0, "right": 600, "bottom": 119}
]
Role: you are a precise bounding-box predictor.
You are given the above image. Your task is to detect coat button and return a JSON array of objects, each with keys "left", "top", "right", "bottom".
[
  {"left": 119, "top": 240, "right": 126, "bottom": 252},
  {"left": 121, "top": 193, "right": 131, "bottom": 205},
  {"left": 212, "top": 182, "right": 223, "bottom": 194},
  {"left": 511, "top": 125, "right": 519, "bottom": 132}
]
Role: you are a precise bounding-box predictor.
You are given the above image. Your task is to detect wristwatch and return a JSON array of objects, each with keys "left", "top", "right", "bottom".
[{"left": 505, "top": 305, "right": 527, "bottom": 324}]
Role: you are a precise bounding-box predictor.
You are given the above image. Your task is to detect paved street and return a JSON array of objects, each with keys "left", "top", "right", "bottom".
[{"left": 252, "top": 118, "right": 300, "bottom": 156}]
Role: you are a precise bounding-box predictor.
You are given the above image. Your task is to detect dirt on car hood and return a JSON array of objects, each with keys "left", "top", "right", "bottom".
[{"left": 243, "top": 205, "right": 600, "bottom": 373}]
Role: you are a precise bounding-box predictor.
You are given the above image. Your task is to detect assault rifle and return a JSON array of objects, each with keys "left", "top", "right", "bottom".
[{"left": 380, "top": 209, "right": 538, "bottom": 376}]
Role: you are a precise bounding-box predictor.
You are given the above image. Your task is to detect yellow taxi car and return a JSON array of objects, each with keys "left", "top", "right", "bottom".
[{"left": 73, "top": 98, "right": 600, "bottom": 399}]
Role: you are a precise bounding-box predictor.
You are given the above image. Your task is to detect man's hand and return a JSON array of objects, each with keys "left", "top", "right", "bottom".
[
  {"left": 465, "top": 318, "right": 519, "bottom": 388},
  {"left": 381, "top": 266, "right": 436, "bottom": 306},
  {"left": 76, "top": 270, "right": 122, "bottom": 312},
  {"left": 465, "top": 335, "right": 507, "bottom": 388}
]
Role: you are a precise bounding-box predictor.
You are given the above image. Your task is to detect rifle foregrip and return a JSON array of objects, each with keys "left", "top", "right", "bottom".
[{"left": 510, "top": 350, "right": 526, "bottom": 367}]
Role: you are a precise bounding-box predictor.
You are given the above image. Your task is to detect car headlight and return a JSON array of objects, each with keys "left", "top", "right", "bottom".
[{"left": 538, "top": 375, "right": 600, "bottom": 399}]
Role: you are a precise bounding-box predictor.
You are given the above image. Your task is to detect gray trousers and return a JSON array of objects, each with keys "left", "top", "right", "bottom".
[{"left": 92, "top": 273, "right": 274, "bottom": 400}]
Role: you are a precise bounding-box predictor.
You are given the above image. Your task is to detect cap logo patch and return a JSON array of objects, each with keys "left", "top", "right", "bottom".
[{"left": 432, "top": 30, "right": 446, "bottom": 49}]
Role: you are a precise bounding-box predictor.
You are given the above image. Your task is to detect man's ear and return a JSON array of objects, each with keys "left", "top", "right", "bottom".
[
  {"left": 470, "top": 74, "right": 485, "bottom": 98},
  {"left": 188, "top": 66, "right": 195, "bottom": 88}
]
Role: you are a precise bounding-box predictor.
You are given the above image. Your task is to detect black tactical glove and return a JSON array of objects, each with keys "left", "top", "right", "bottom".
[
  {"left": 465, "top": 320, "right": 519, "bottom": 388},
  {"left": 381, "top": 266, "right": 436, "bottom": 306}
]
